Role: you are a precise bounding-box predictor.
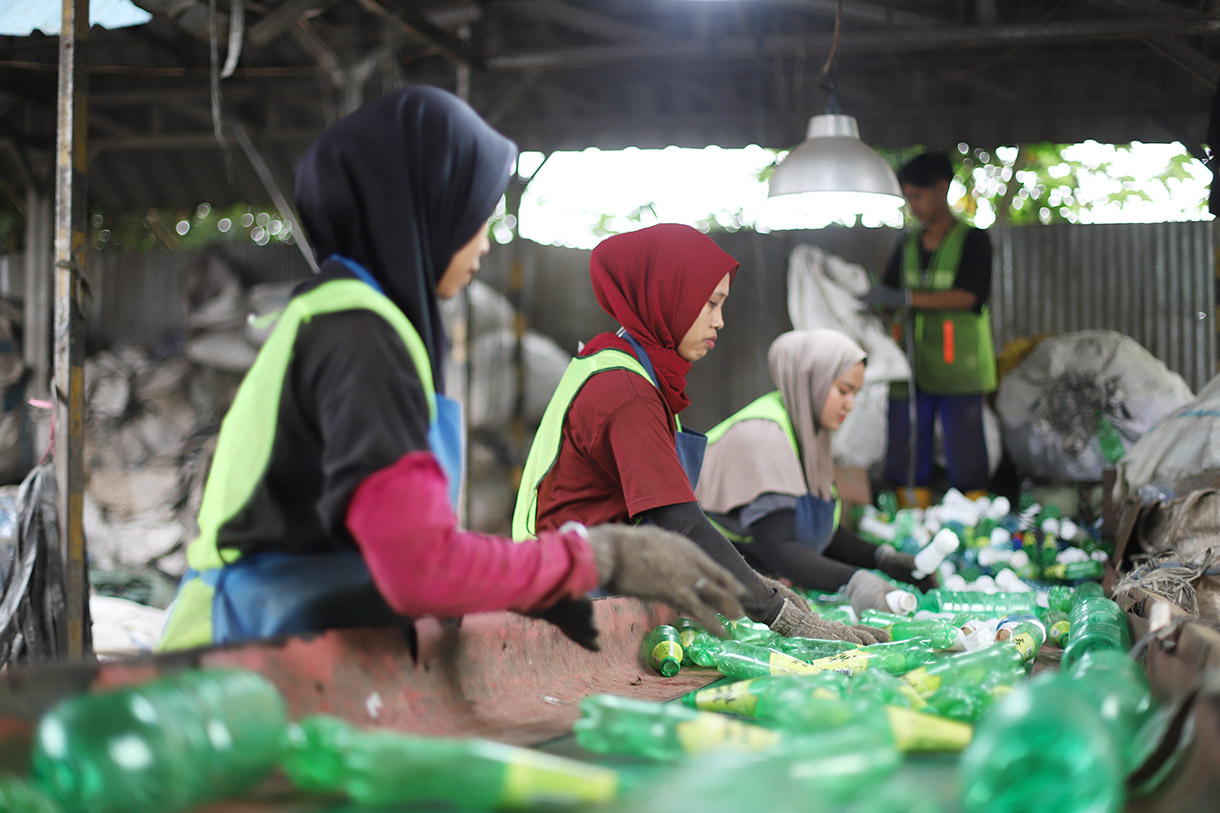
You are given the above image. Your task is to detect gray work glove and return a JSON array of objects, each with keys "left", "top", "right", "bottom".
[
  {"left": 876, "top": 546, "right": 941, "bottom": 592},
  {"left": 860, "top": 284, "right": 911, "bottom": 310},
  {"left": 768, "top": 598, "right": 890, "bottom": 646},
  {"left": 586, "top": 524, "right": 748, "bottom": 638},
  {"left": 845, "top": 569, "right": 919, "bottom": 619},
  {"left": 761, "top": 576, "right": 811, "bottom": 613}
]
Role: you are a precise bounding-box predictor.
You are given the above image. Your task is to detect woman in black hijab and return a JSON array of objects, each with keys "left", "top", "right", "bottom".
[{"left": 158, "top": 87, "right": 745, "bottom": 652}]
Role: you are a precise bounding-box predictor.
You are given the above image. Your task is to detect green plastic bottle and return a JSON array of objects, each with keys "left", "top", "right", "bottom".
[
  {"left": 923, "top": 683, "right": 1010, "bottom": 723},
  {"left": 724, "top": 617, "right": 782, "bottom": 646},
  {"left": 640, "top": 624, "right": 683, "bottom": 677},
  {"left": 919, "top": 589, "right": 1038, "bottom": 616},
  {"left": 282, "top": 715, "right": 617, "bottom": 807},
  {"left": 684, "top": 635, "right": 827, "bottom": 679},
  {"left": 1095, "top": 411, "right": 1126, "bottom": 465},
  {"left": 1061, "top": 596, "right": 1131, "bottom": 672},
  {"left": 573, "top": 694, "right": 780, "bottom": 761},
  {"left": 961, "top": 651, "right": 1152, "bottom": 813},
  {"left": 847, "top": 669, "right": 929, "bottom": 710},
  {"left": 682, "top": 672, "right": 850, "bottom": 716},
  {"left": 802, "top": 638, "right": 936, "bottom": 677},
  {"left": 777, "top": 636, "right": 862, "bottom": 662},
  {"left": 859, "top": 613, "right": 962, "bottom": 651},
  {"left": 1042, "top": 560, "right": 1106, "bottom": 581},
  {"left": 30, "top": 669, "right": 287, "bottom": 813},
  {"left": 994, "top": 616, "right": 1047, "bottom": 662},
  {"left": 675, "top": 618, "right": 703, "bottom": 665},
  {"left": 902, "top": 643, "right": 1026, "bottom": 696},
  {"left": 817, "top": 605, "right": 859, "bottom": 625},
  {"left": 755, "top": 694, "right": 974, "bottom": 753},
  {"left": 0, "top": 777, "right": 60, "bottom": 813},
  {"left": 1046, "top": 585, "right": 1074, "bottom": 613},
  {"left": 1041, "top": 609, "right": 1071, "bottom": 647}
]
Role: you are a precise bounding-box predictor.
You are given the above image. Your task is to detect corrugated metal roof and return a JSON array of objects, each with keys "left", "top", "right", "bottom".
[{"left": 0, "top": 0, "right": 151, "bottom": 37}]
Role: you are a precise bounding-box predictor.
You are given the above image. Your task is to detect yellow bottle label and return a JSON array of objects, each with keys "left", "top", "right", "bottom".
[
  {"left": 678, "top": 630, "right": 697, "bottom": 648},
  {"left": 895, "top": 683, "right": 929, "bottom": 709},
  {"left": 884, "top": 706, "right": 973, "bottom": 752},
  {"left": 674, "top": 714, "right": 782, "bottom": 755},
  {"left": 500, "top": 751, "right": 620, "bottom": 806},
  {"left": 806, "top": 650, "right": 873, "bottom": 676},
  {"left": 691, "top": 679, "right": 761, "bottom": 715},
  {"left": 1011, "top": 632, "right": 1037, "bottom": 661},
  {"left": 1049, "top": 620, "right": 1070, "bottom": 645},
  {"left": 766, "top": 651, "right": 819, "bottom": 675},
  {"left": 901, "top": 667, "right": 942, "bottom": 695},
  {"left": 651, "top": 642, "right": 682, "bottom": 666}
]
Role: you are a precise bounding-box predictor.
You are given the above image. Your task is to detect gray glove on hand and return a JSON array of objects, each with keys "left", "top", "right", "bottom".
[
  {"left": 761, "top": 576, "right": 810, "bottom": 613},
  {"left": 844, "top": 569, "right": 903, "bottom": 617},
  {"left": 586, "top": 524, "right": 747, "bottom": 637},
  {"left": 860, "top": 284, "right": 910, "bottom": 310},
  {"left": 768, "top": 598, "right": 890, "bottom": 646}
]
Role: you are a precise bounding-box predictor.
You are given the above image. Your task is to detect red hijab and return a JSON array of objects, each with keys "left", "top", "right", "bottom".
[{"left": 583, "top": 224, "right": 740, "bottom": 416}]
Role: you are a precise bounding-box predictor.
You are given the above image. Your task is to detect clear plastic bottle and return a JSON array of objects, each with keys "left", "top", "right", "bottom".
[
  {"left": 640, "top": 624, "right": 683, "bottom": 677},
  {"left": 282, "top": 714, "right": 618, "bottom": 807},
  {"left": 31, "top": 669, "right": 287, "bottom": 813},
  {"left": 1061, "top": 596, "right": 1131, "bottom": 672},
  {"left": 574, "top": 694, "right": 780, "bottom": 761}
]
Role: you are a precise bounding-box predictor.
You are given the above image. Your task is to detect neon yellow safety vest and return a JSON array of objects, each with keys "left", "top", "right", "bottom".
[
  {"left": 898, "top": 222, "right": 997, "bottom": 396},
  {"left": 158, "top": 279, "right": 435, "bottom": 651},
  {"left": 703, "top": 390, "right": 839, "bottom": 543},
  {"left": 512, "top": 348, "right": 682, "bottom": 541}
]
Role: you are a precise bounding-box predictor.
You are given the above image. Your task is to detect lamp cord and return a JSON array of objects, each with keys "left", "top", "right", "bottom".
[{"left": 821, "top": 0, "right": 841, "bottom": 76}]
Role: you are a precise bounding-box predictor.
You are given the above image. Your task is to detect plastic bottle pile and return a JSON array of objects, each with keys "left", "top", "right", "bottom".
[{"left": 575, "top": 489, "right": 1153, "bottom": 813}]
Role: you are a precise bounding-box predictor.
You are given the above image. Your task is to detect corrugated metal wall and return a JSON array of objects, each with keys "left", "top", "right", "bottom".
[
  {"left": 991, "top": 221, "right": 1216, "bottom": 392},
  {"left": 4, "top": 221, "right": 1215, "bottom": 393}
]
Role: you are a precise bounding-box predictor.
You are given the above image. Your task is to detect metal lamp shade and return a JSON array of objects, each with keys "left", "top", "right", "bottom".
[{"left": 768, "top": 114, "right": 902, "bottom": 204}]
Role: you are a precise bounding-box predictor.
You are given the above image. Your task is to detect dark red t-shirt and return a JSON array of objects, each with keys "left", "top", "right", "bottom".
[{"left": 535, "top": 369, "right": 697, "bottom": 532}]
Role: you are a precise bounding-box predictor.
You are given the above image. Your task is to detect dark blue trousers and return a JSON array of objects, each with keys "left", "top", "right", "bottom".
[{"left": 886, "top": 389, "right": 989, "bottom": 491}]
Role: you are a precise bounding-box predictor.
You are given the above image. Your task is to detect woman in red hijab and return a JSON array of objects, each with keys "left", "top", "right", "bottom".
[{"left": 514, "top": 224, "right": 887, "bottom": 645}]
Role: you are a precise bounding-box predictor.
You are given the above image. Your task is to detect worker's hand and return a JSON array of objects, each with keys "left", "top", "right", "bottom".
[
  {"left": 768, "top": 598, "right": 890, "bottom": 646},
  {"left": 860, "top": 284, "right": 911, "bottom": 310},
  {"left": 585, "top": 523, "right": 748, "bottom": 636},
  {"left": 530, "top": 597, "right": 601, "bottom": 652},
  {"left": 876, "top": 546, "right": 940, "bottom": 592},
  {"left": 844, "top": 569, "right": 905, "bottom": 616},
  {"left": 760, "top": 576, "right": 811, "bottom": 613}
]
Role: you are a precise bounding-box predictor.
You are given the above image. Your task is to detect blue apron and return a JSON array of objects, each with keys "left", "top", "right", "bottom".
[
  {"left": 617, "top": 330, "right": 706, "bottom": 490},
  {"left": 203, "top": 260, "right": 464, "bottom": 645},
  {"left": 794, "top": 493, "right": 837, "bottom": 553}
]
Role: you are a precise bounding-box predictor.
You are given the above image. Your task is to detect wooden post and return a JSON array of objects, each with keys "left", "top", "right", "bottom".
[{"left": 53, "top": 0, "right": 91, "bottom": 660}]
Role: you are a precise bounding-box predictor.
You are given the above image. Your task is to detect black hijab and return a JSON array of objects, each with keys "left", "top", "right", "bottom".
[{"left": 294, "top": 86, "right": 517, "bottom": 391}]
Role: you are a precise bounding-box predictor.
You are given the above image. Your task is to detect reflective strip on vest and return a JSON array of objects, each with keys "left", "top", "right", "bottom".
[
  {"left": 901, "top": 223, "right": 997, "bottom": 395},
  {"left": 186, "top": 279, "right": 436, "bottom": 572},
  {"left": 512, "top": 348, "right": 660, "bottom": 541},
  {"left": 704, "top": 390, "right": 840, "bottom": 543}
]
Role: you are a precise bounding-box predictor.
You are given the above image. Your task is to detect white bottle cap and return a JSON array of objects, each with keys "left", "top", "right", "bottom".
[
  {"left": 1059, "top": 519, "right": 1079, "bottom": 541},
  {"left": 1009, "top": 550, "right": 1031, "bottom": 570},
  {"left": 885, "top": 590, "right": 918, "bottom": 615},
  {"left": 990, "top": 528, "right": 1012, "bottom": 547},
  {"left": 973, "top": 575, "right": 998, "bottom": 593},
  {"left": 988, "top": 496, "right": 1011, "bottom": 519},
  {"left": 978, "top": 547, "right": 1012, "bottom": 568},
  {"left": 994, "top": 568, "right": 1031, "bottom": 593},
  {"left": 1041, "top": 517, "right": 1060, "bottom": 536},
  {"left": 944, "top": 574, "right": 969, "bottom": 591}
]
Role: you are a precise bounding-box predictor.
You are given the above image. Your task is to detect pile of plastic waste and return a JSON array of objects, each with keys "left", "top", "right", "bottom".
[{"left": 577, "top": 489, "right": 1155, "bottom": 813}]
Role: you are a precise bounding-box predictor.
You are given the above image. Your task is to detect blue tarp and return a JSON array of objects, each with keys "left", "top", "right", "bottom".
[{"left": 0, "top": 0, "right": 152, "bottom": 37}]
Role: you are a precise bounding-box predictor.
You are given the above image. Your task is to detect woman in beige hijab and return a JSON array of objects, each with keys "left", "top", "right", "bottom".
[{"left": 697, "top": 329, "right": 936, "bottom": 616}]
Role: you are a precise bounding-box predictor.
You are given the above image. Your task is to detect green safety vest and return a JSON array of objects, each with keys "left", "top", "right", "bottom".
[
  {"left": 703, "top": 390, "right": 839, "bottom": 544},
  {"left": 512, "top": 348, "right": 682, "bottom": 541},
  {"left": 158, "top": 279, "right": 435, "bottom": 651},
  {"left": 896, "top": 222, "right": 997, "bottom": 397}
]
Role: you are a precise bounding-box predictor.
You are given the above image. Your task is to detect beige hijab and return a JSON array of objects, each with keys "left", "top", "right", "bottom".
[{"left": 697, "top": 329, "right": 866, "bottom": 512}]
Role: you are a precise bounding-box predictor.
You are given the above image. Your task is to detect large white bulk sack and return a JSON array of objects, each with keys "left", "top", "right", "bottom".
[
  {"left": 1116, "top": 372, "right": 1220, "bottom": 502},
  {"left": 996, "top": 330, "right": 1193, "bottom": 482}
]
